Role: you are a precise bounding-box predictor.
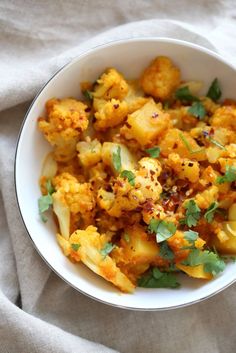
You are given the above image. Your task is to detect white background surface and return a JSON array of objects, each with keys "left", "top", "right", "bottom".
[{"left": 1, "top": 1, "right": 236, "bottom": 352}]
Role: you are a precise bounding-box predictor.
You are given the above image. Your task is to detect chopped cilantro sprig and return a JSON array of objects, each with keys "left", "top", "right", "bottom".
[
  {"left": 180, "top": 200, "right": 201, "bottom": 227},
  {"left": 204, "top": 202, "right": 218, "bottom": 223},
  {"left": 148, "top": 219, "right": 177, "bottom": 243},
  {"left": 188, "top": 101, "right": 206, "bottom": 120},
  {"left": 138, "top": 267, "right": 180, "bottom": 288},
  {"left": 207, "top": 78, "right": 222, "bottom": 102},
  {"left": 175, "top": 86, "right": 199, "bottom": 102},
  {"left": 38, "top": 180, "right": 55, "bottom": 222},
  {"left": 120, "top": 170, "right": 136, "bottom": 186},
  {"left": 217, "top": 165, "right": 236, "bottom": 184},
  {"left": 112, "top": 146, "right": 122, "bottom": 172},
  {"left": 145, "top": 146, "right": 161, "bottom": 158}
]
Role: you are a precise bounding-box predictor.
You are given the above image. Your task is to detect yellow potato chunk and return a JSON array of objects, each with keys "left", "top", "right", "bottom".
[
  {"left": 141, "top": 56, "right": 180, "bottom": 100},
  {"left": 121, "top": 99, "right": 171, "bottom": 146},
  {"left": 194, "top": 185, "right": 219, "bottom": 209},
  {"left": 176, "top": 264, "right": 213, "bottom": 280},
  {"left": 212, "top": 222, "right": 236, "bottom": 254}
]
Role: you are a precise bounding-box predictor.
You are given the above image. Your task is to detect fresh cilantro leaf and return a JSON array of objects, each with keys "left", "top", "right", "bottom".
[
  {"left": 138, "top": 267, "right": 180, "bottom": 288},
  {"left": 100, "top": 242, "right": 115, "bottom": 258},
  {"left": 148, "top": 219, "right": 177, "bottom": 243},
  {"left": 38, "top": 194, "right": 53, "bottom": 222},
  {"left": 188, "top": 101, "right": 206, "bottom": 120},
  {"left": 82, "top": 90, "right": 93, "bottom": 101},
  {"left": 71, "top": 243, "right": 81, "bottom": 251},
  {"left": 46, "top": 179, "right": 55, "bottom": 195},
  {"left": 181, "top": 200, "right": 201, "bottom": 227},
  {"left": 145, "top": 146, "right": 161, "bottom": 158},
  {"left": 207, "top": 78, "right": 222, "bottom": 102},
  {"left": 184, "top": 230, "right": 199, "bottom": 244},
  {"left": 182, "top": 249, "right": 226, "bottom": 276},
  {"left": 120, "top": 170, "right": 135, "bottom": 186},
  {"left": 112, "top": 146, "right": 121, "bottom": 172},
  {"left": 204, "top": 202, "right": 218, "bottom": 223},
  {"left": 159, "top": 241, "right": 175, "bottom": 260},
  {"left": 217, "top": 165, "right": 236, "bottom": 184},
  {"left": 175, "top": 86, "right": 199, "bottom": 102}
]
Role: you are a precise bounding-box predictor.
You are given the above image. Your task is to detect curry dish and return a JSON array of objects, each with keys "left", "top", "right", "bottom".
[{"left": 38, "top": 56, "right": 236, "bottom": 293}]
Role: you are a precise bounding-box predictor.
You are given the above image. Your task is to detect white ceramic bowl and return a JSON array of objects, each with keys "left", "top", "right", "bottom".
[{"left": 15, "top": 38, "right": 236, "bottom": 310}]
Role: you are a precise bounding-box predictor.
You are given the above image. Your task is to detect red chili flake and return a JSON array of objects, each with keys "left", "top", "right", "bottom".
[
  {"left": 85, "top": 107, "right": 91, "bottom": 112},
  {"left": 150, "top": 170, "right": 155, "bottom": 176},
  {"left": 113, "top": 104, "right": 119, "bottom": 109},
  {"left": 143, "top": 200, "right": 154, "bottom": 212}
]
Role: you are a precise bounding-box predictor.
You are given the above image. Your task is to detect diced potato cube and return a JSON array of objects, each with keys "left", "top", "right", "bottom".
[
  {"left": 123, "top": 99, "right": 171, "bottom": 146},
  {"left": 176, "top": 264, "right": 213, "bottom": 280},
  {"left": 212, "top": 221, "right": 236, "bottom": 254}
]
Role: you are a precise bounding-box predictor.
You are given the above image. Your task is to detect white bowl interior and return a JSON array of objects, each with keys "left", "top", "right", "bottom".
[{"left": 15, "top": 38, "right": 236, "bottom": 310}]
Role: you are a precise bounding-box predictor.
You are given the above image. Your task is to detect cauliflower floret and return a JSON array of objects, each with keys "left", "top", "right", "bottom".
[
  {"left": 218, "top": 157, "right": 236, "bottom": 173},
  {"left": 77, "top": 138, "right": 102, "bottom": 167},
  {"left": 52, "top": 173, "right": 96, "bottom": 237},
  {"left": 92, "top": 68, "right": 129, "bottom": 100},
  {"left": 210, "top": 105, "right": 236, "bottom": 130},
  {"left": 159, "top": 128, "right": 206, "bottom": 161},
  {"left": 98, "top": 157, "right": 162, "bottom": 217},
  {"left": 93, "top": 98, "right": 128, "bottom": 130},
  {"left": 120, "top": 99, "right": 171, "bottom": 146},
  {"left": 38, "top": 98, "right": 89, "bottom": 161},
  {"left": 194, "top": 185, "right": 219, "bottom": 209},
  {"left": 166, "top": 153, "right": 200, "bottom": 183},
  {"left": 69, "top": 226, "right": 135, "bottom": 293},
  {"left": 140, "top": 56, "right": 180, "bottom": 100}
]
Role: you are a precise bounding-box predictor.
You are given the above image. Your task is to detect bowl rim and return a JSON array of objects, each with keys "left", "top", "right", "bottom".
[{"left": 14, "top": 36, "right": 236, "bottom": 311}]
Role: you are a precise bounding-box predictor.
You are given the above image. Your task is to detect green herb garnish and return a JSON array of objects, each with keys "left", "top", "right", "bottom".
[
  {"left": 100, "top": 242, "right": 116, "bottom": 258},
  {"left": 120, "top": 170, "right": 136, "bottom": 186},
  {"left": 82, "top": 90, "right": 93, "bottom": 101},
  {"left": 188, "top": 101, "right": 206, "bottom": 120},
  {"left": 179, "top": 133, "right": 203, "bottom": 155},
  {"left": 159, "top": 241, "right": 175, "bottom": 260},
  {"left": 184, "top": 230, "right": 199, "bottom": 244},
  {"left": 175, "top": 86, "right": 199, "bottom": 102},
  {"left": 71, "top": 243, "right": 81, "bottom": 251},
  {"left": 38, "top": 179, "right": 55, "bottom": 222},
  {"left": 112, "top": 146, "right": 122, "bottom": 172},
  {"left": 182, "top": 249, "right": 226, "bottom": 276},
  {"left": 204, "top": 202, "right": 218, "bottom": 223},
  {"left": 207, "top": 78, "right": 222, "bottom": 102},
  {"left": 217, "top": 165, "right": 236, "bottom": 184},
  {"left": 145, "top": 146, "right": 161, "bottom": 158},
  {"left": 180, "top": 200, "right": 201, "bottom": 227},
  {"left": 208, "top": 137, "right": 226, "bottom": 150},
  {"left": 148, "top": 219, "right": 177, "bottom": 243},
  {"left": 138, "top": 267, "right": 180, "bottom": 288}
]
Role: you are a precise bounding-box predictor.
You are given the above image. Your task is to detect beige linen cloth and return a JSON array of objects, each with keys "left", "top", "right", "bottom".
[{"left": 0, "top": 1, "right": 236, "bottom": 352}]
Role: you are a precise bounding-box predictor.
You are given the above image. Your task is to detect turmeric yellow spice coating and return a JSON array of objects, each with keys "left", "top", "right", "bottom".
[{"left": 38, "top": 56, "right": 236, "bottom": 293}]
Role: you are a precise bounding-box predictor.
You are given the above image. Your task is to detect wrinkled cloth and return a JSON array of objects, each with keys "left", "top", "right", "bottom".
[{"left": 0, "top": 1, "right": 236, "bottom": 352}]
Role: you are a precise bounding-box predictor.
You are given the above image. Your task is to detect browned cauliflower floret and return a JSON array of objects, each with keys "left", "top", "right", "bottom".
[
  {"left": 166, "top": 153, "right": 200, "bottom": 183},
  {"left": 120, "top": 99, "right": 171, "bottom": 146},
  {"left": 52, "top": 172, "right": 96, "bottom": 238},
  {"left": 97, "top": 157, "right": 162, "bottom": 217},
  {"left": 93, "top": 98, "right": 128, "bottom": 130},
  {"left": 92, "top": 68, "right": 129, "bottom": 100},
  {"left": 140, "top": 56, "right": 180, "bottom": 100},
  {"left": 210, "top": 106, "right": 236, "bottom": 130},
  {"left": 68, "top": 226, "right": 135, "bottom": 293},
  {"left": 38, "top": 98, "right": 89, "bottom": 161}
]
